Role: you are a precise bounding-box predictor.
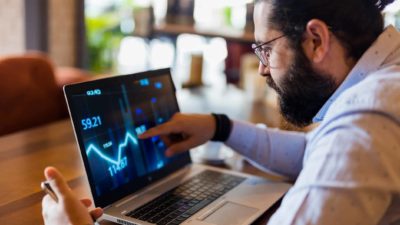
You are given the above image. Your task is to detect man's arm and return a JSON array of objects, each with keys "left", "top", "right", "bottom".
[
  {"left": 225, "top": 120, "right": 307, "bottom": 180},
  {"left": 139, "top": 114, "right": 307, "bottom": 179},
  {"left": 266, "top": 113, "right": 399, "bottom": 225}
]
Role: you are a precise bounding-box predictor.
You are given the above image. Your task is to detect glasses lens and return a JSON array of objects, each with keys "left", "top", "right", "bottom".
[{"left": 254, "top": 48, "right": 268, "bottom": 67}]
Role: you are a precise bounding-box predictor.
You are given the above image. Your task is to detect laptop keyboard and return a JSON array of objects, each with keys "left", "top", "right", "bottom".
[{"left": 125, "top": 170, "right": 246, "bottom": 225}]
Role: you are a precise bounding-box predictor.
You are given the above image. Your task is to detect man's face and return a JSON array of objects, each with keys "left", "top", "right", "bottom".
[{"left": 254, "top": 2, "right": 337, "bottom": 127}]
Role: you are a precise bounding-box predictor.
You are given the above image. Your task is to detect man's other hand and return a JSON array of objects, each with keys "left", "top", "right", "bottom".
[{"left": 42, "top": 167, "right": 103, "bottom": 225}]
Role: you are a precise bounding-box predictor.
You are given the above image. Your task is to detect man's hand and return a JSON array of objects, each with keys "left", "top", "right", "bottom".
[
  {"left": 42, "top": 167, "right": 103, "bottom": 225},
  {"left": 139, "top": 113, "right": 216, "bottom": 156}
]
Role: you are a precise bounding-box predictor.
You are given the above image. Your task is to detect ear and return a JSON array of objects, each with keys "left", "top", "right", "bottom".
[{"left": 302, "top": 19, "right": 331, "bottom": 64}]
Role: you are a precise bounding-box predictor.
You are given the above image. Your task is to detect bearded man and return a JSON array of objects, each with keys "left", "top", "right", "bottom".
[{"left": 42, "top": 0, "right": 400, "bottom": 224}]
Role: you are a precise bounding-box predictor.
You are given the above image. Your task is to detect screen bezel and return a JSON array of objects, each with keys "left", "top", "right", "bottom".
[{"left": 64, "top": 68, "right": 192, "bottom": 208}]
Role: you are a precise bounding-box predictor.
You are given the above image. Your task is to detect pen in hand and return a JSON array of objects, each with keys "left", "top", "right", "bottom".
[
  {"left": 41, "top": 181, "right": 99, "bottom": 224},
  {"left": 41, "top": 181, "right": 58, "bottom": 202}
]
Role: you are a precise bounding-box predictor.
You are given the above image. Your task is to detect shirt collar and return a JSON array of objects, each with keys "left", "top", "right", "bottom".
[{"left": 313, "top": 25, "right": 400, "bottom": 123}]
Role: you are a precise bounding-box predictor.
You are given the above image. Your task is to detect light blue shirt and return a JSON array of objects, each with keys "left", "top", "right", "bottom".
[{"left": 225, "top": 26, "right": 400, "bottom": 225}]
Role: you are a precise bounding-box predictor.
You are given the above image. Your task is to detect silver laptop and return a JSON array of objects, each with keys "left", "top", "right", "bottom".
[{"left": 64, "top": 68, "right": 291, "bottom": 225}]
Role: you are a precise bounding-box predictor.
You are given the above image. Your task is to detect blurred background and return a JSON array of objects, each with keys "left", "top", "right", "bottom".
[
  {"left": 0, "top": 0, "right": 399, "bottom": 136},
  {"left": 1, "top": 2, "right": 400, "bottom": 224}
]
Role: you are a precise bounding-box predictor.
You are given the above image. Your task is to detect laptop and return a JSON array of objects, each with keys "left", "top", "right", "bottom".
[{"left": 64, "top": 68, "right": 291, "bottom": 225}]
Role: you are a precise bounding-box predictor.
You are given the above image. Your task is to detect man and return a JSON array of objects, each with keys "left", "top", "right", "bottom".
[{"left": 42, "top": 0, "right": 400, "bottom": 224}]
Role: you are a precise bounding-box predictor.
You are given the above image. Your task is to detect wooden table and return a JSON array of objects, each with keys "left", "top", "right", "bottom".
[{"left": 0, "top": 120, "right": 89, "bottom": 225}]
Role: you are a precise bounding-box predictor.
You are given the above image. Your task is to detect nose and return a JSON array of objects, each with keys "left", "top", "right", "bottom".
[{"left": 258, "top": 62, "right": 270, "bottom": 77}]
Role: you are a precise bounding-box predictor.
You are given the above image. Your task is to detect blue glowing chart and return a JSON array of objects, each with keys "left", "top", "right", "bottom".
[{"left": 70, "top": 75, "right": 176, "bottom": 196}]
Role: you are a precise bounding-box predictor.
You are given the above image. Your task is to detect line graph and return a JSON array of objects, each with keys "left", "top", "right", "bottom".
[
  {"left": 86, "top": 132, "right": 138, "bottom": 166},
  {"left": 73, "top": 76, "right": 176, "bottom": 194}
]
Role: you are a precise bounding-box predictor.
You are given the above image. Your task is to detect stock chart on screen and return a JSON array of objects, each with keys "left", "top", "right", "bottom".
[{"left": 70, "top": 75, "right": 177, "bottom": 196}]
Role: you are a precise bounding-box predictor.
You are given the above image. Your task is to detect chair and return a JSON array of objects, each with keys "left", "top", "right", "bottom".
[{"left": 0, "top": 53, "right": 90, "bottom": 136}]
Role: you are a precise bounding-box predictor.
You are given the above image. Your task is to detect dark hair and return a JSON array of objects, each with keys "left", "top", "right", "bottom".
[{"left": 256, "top": 0, "right": 394, "bottom": 60}]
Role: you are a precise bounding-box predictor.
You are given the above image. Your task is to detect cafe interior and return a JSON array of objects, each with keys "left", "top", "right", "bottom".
[{"left": 0, "top": 0, "right": 399, "bottom": 224}]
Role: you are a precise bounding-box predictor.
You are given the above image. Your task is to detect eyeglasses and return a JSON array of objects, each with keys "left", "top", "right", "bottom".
[{"left": 252, "top": 34, "right": 285, "bottom": 67}]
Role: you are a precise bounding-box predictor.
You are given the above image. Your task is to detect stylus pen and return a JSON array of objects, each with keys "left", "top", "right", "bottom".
[{"left": 41, "top": 181, "right": 99, "bottom": 224}]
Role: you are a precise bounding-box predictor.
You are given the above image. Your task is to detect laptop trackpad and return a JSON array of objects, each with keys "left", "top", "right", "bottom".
[{"left": 202, "top": 201, "right": 258, "bottom": 225}]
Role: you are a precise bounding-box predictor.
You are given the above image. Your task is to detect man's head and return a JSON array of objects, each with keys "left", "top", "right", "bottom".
[{"left": 253, "top": 0, "right": 394, "bottom": 127}]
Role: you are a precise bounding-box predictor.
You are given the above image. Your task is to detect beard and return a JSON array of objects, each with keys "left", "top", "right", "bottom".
[{"left": 266, "top": 46, "right": 337, "bottom": 127}]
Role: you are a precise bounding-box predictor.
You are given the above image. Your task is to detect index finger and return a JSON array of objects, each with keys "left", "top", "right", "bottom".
[{"left": 138, "top": 121, "right": 180, "bottom": 139}]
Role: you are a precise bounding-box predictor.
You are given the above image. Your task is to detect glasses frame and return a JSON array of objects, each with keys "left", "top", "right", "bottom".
[{"left": 252, "top": 34, "right": 286, "bottom": 67}]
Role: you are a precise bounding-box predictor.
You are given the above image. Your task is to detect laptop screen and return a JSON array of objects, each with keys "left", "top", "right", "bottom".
[{"left": 64, "top": 68, "right": 191, "bottom": 207}]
